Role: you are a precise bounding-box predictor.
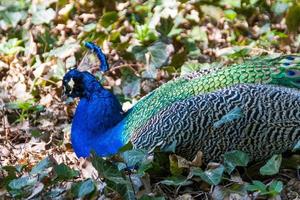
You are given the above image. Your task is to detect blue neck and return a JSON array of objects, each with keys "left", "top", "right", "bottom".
[{"left": 71, "top": 87, "right": 126, "bottom": 157}]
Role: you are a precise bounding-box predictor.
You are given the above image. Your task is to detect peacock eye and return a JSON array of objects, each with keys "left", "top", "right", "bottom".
[{"left": 286, "top": 70, "right": 296, "bottom": 76}]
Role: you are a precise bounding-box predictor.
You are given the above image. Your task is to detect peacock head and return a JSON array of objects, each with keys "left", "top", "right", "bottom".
[
  {"left": 272, "top": 55, "right": 300, "bottom": 88},
  {"left": 62, "top": 42, "right": 109, "bottom": 99},
  {"left": 62, "top": 69, "right": 101, "bottom": 98}
]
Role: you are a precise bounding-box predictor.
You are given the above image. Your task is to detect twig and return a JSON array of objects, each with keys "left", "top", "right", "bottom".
[
  {"left": 125, "top": 164, "right": 137, "bottom": 199},
  {"left": 110, "top": 63, "right": 142, "bottom": 77}
]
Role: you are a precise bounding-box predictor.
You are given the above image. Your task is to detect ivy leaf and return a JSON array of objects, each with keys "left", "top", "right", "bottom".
[
  {"left": 223, "top": 150, "right": 249, "bottom": 174},
  {"left": 156, "top": 17, "right": 174, "bottom": 37},
  {"left": 246, "top": 180, "right": 267, "bottom": 193},
  {"left": 1, "top": 166, "right": 17, "bottom": 187},
  {"left": 105, "top": 178, "right": 135, "bottom": 200},
  {"left": 122, "top": 76, "right": 141, "bottom": 98},
  {"left": 91, "top": 153, "right": 124, "bottom": 179},
  {"left": 31, "top": 8, "right": 56, "bottom": 25},
  {"left": 71, "top": 179, "right": 95, "bottom": 198},
  {"left": 2, "top": 11, "right": 27, "bottom": 27},
  {"left": 44, "top": 42, "right": 80, "bottom": 59},
  {"left": 132, "top": 41, "right": 169, "bottom": 69},
  {"left": 54, "top": 164, "right": 79, "bottom": 181},
  {"left": 9, "top": 176, "right": 37, "bottom": 190},
  {"left": 30, "top": 157, "right": 52, "bottom": 175},
  {"left": 147, "top": 42, "right": 169, "bottom": 68},
  {"left": 260, "top": 154, "right": 282, "bottom": 176},
  {"left": 190, "top": 165, "right": 225, "bottom": 185},
  {"left": 100, "top": 11, "right": 118, "bottom": 28},
  {"left": 0, "top": 38, "right": 24, "bottom": 55},
  {"left": 268, "top": 180, "right": 283, "bottom": 196},
  {"left": 121, "top": 149, "right": 147, "bottom": 167}
]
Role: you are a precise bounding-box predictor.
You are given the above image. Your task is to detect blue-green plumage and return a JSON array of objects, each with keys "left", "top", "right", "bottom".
[
  {"left": 62, "top": 69, "right": 300, "bottom": 162},
  {"left": 62, "top": 43, "right": 300, "bottom": 162}
]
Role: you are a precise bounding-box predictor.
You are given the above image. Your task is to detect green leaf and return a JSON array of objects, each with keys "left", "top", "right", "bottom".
[
  {"left": 45, "top": 42, "right": 80, "bottom": 59},
  {"left": 132, "top": 41, "right": 169, "bottom": 68},
  {"left": 260, "top": 154, "right": 282, "bottom": 176},
  {"left": 54, "top": 164, "right": 79, "bottom": 181},
  {"left": 91, "top": 153, "right": 125, "bottom": 180},
  {"left": 122, "top": 76, "right": 141, "bottom": 98},
  {"left": 0, "top": 38, "right": 24, "bottom": 55},
  {"left": 121, "top": 149, "right": 147, "bottom": 167},
  {"left": 156, "top": 17, "right": 174, "bottom": 37},
  {"left": 71, "top": 179, "right": 95, "bottom": 198},
  {"left": 1, "top": 166, "right": 17, "bottom": 187},
  {"left": 9, "top": 176, "right": 37, "bottom": 190},
  {"left": 224, "top": 9, "right": 237, "bottom": 20},
  {"left": 134, "top": 24, "right": 158, "bottom": 44},
  {"left": 147, "top": 41, "right": 169, "bottom": 68},
  {"left": 160, "top": 176, "right": 192, "bottom": 186},
  {"left": 100, "top": 11, "right": 118, "bottom": 28},
  {"left": 106, "top": 179, "right": 135, "bottom": 200},
  {"left": 223, "top": 150, "right": 249, "bottom": 174},
  {"left": 137, "top": 159, "right": 153, "bottom": 175},
  {"left": 30, "top": 157, "right": 52, "bottom": 175},
  {"left": 2, "top": 11, "right": 27, "bottom": 27},
  {"left": 228, "top": 48, "right": 251, "bottom": 59},
  {"left": 31, "top": 130, "right": 42, "bottom": 137},
  {"left": 31, "top": 8, "right": 56, "bottom": 25},
  {"left": 189, "top": 26, "right": 208, "bottom": 43},
  {"left": 246, "top": 180, "right": 267, "bottom": 193},
  {"left": 191, "top": 165, "right": 225, "bottom": 185},
  {"left": 268, "top": 180, "right": 283, "bottom": 196}
]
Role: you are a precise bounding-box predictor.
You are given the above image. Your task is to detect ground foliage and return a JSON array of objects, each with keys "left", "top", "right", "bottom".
[{"left": 1, "top": 0, "right": 300, "bottom": 199}]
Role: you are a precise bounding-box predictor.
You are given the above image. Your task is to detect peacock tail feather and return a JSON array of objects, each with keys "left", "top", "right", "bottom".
[
  {"left": 122, "top": 55, "right": 300, "bottom": 140},
  {"left": 131, "top": 84, "right": 300, "bottom": 163}
]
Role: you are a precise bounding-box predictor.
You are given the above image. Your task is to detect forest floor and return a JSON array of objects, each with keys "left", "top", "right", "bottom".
[{"left": 1, "top": 0, "right": 300, "bottom": 199}]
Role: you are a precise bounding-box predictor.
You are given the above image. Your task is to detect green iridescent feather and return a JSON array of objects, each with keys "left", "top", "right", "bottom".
[{"left": 122, "top": 55, "right": 300, "bottom": 141}]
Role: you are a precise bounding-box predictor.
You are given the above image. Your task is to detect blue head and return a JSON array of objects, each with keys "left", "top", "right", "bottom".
[{"left": 62, "top": 68, "right": 103, "bottom": 99}]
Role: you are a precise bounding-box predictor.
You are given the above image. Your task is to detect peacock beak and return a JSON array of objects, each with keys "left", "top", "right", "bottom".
[{"left": 61, "top": 84, "right": 74, "bottom": 103}]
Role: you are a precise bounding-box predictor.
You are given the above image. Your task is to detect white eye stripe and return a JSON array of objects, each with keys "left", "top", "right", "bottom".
[{"left": 68, "top": 78, "right": 75, "bottom": 88}]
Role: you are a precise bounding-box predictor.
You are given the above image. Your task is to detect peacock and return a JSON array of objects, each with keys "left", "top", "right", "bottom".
[{"left": 62, "top": 42, "right": 300, "bottom": 163}]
